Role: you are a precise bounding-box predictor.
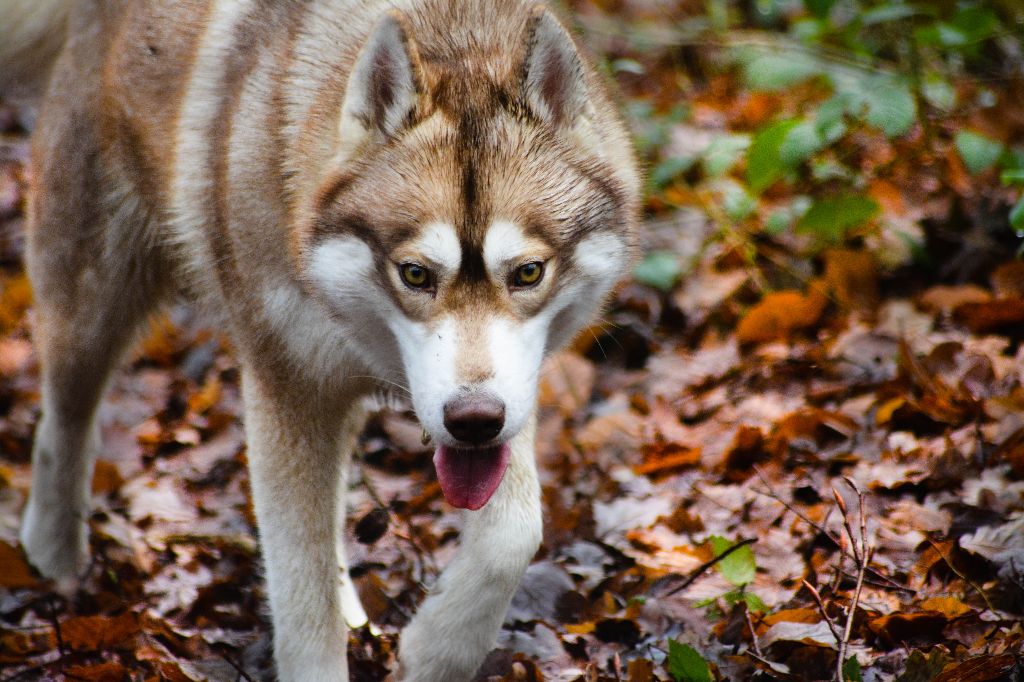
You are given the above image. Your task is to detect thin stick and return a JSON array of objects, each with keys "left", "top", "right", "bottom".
[
  {"left": 658, "top": 537, "right": 757, "bottom": 598},
  {"left": 835, "top": 479, "right": 868, "bottom": 682},
  {"left": 751, "top": 467, "right": 911, "bottom": 593},
  {"left": 801, "top": 579, "right": 842, "bottom": 646}
]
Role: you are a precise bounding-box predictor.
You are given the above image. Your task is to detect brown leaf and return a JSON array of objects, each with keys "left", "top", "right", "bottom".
[
  {"left": 634, "top": 441, "right": 700, "bottom": 476},
  {"left": 917, "top": 596, "right": 973, "bottom": 619},
  {"left": 92, "top": 459, "right": 125, "bottom": 495},
  {"left": 990, "top": 260, "right": 1024, "bottom": 298},
  {"left": 954, "top": 297, "right": 1024, "bottom": 334},
  {"left": 62, "top": 612, "right": 140, "bottom": 651},
  {"left": 0, "top": 540, "right": 41, "bottom": 589},
  {"left": 722, "top": 425, "right": 767, "bottom": 475},
  {"left": 867, "top": 611, "right": 947, "bottom": 646},
  {"left": 933, "top": 653, "right": 1017, "bottom": 682},
  {"left": 0, "top": 626, "right": 54, "bottom": 663},
  {"left": 823, "top": 249, "right": 878, "bottom": 311},
  {"left": 736, "top": 284, "right": 827, "bottom": 345},
  {"left": 0, "top": 272, "right": 32, "bottom": 334},
  {"left": 64, "top": 662, "right": 130, "bottom": 682},
  {"left": 919, "top": 284, "right": 991, "bottom": 313}
]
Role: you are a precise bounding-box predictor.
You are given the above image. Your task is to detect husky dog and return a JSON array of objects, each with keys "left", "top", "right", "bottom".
[{"left": 3, "top": 0, "right": 639, "bottom": 678}]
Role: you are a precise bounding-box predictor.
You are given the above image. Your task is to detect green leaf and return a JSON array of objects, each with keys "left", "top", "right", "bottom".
[
  {"left": 743, "top": 591, "right": 768, "bottom": 612},
  {"left": 1001, "top": 169, "right": 1024, "bottom": 186},
  {"left": 779, "top": 120, "right": 825, "bottom": 167},
  {"left": 802, "top": 0, "right": 834, "bottom": 20},
  {"left": 815, "top": 92, "right": 854, "bottom": 143},
  {"left": 667, "top": 641, "right": 713, "bottom": 682},
  {"left": 956, "top": 130, "right": 1005, "bottom": 175},
  {"left": 650, "top": 156, "right": 695, "bottom": 190},
  {"left": 714, "top": 179, "right": 757, "bottom": 221},
  {"left": 796, "top": 195, "right": 880, "bottom": 243},
  {"left": 922, "top": 74, "right": 956, "bottom": 111},
  {"left": 1010, "top": 196, "right": 1024, "bottom": 233},
  {"left": 860, "top": 3, "right": 922, "bottom": 25},
  {"left": 702, "top": 133, "right": 750, "bottom": 177},
  {"left": 709, "top": 536, "right": 756, "bottom": 586},
  {"left": 747, "top": 119, "right": 799, "bottom": 193},
  {"left": 843, "top": 655, "right": 863, "bottom": 681},
  {"left": 741, "top": 52, "right": 820, "bottom": 91},
  {"left": 862, "top": 79, "right": 917, "bottom": 138},
  {"left": 634, "top": 250, "right": 683, "bottom": 292}
]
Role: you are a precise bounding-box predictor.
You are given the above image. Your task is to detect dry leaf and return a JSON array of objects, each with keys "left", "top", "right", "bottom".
[
  {"left": 62, "top": 612, "right": 140, "bottom": 651},
  {"left": 0, "top": 540, "right": 40, "bottom": 589},
  {"left": 736, "top": 284, "right": 827, "bottom": 345}
]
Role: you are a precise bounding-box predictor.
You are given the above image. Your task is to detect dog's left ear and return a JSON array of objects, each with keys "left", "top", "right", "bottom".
[
  {"left": 338, "top": 11, "right": 425, "bottom": 158},
  {"left": 521, "top": 7, "right": 590, "bottom": 129}
]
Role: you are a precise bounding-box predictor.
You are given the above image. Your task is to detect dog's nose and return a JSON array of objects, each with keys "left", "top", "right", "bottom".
[{"left": 443, "top": 394, "right": 505, "bottom": 444}]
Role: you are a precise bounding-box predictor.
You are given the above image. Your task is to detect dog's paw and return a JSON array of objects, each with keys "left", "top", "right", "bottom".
[{"left": 19, "top": 500, "right": 89, "bottom": 594}]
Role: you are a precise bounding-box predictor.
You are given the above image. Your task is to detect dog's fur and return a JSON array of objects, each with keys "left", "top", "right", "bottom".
[{"left": 3, "top": 1, "right": 640, "bottom": 679}]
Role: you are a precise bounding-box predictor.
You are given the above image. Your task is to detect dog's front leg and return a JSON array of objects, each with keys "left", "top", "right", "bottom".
[
  {"left": 399, "top": 414, "right": 542, "bottom": 681},
  {"left": 242, "top": 369, "right": 355, "bottom": 682}
]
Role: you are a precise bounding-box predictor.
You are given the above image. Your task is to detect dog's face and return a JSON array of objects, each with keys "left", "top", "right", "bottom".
[{"left": 300, "top": 9, "right": 636, "bottom": 509}]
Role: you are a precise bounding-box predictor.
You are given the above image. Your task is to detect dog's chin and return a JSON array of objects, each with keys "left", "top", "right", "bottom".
[{"left": 432, "top": 443, "right": 512, "bottom": 510}]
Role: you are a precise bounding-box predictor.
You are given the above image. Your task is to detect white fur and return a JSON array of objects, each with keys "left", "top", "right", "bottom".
[
  {"left": 484, "top": 316, "right": 546, "bottom": 441},
  {"left": 399, "top": 414, "right": 542, "bottom": 680},
  {"left": 304, "top": 235, "right": 406, "bottom": 383},
  {"left": 414, "top": 221, "right": 461, "bottom": 273},
  {"left": 390, "top": 316, "right": 460, "bottom": 443},
  {"left": 169, "top": 0, "right": 255, "bottom": 300},
  {"left": 482, "top": 219, "right": 528, "bottom": 274}
]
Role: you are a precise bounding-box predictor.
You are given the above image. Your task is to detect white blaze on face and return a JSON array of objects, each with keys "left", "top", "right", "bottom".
[
  {"left": 303, "top": 221, "right": 628, "bottom": 454},
  {"left": 416, "top": 221, "right": 462, "bottom": 271}
]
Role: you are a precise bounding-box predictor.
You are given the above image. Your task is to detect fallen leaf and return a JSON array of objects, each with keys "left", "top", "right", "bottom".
[
  {"left": 64, "top": 662, "right": 130, "bottom": 682},
  {"left": 954, "top": 297, "right": 1024, "bottom": 334},
  {"left": 0, "top": 540, "right": 40, "bottom": 589},
  {"left": 760, "top": 620, "right": 838, "bottom": 649},
  {"left": 62, "top": 612, "right": 140, "bottom": 651},
  {"left": 919, "top": 284, "right": 991, "bottom": 313},
  {"left": 736, "top": 284, "right": 827, "bottom": 345},
  {"left": 824, "top": 249, "right": 878, "bottom": 311}
]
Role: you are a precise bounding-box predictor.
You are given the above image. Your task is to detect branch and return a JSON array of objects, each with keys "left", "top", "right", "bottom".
[{"left": 655, "top": 537, "right": 757, "bottom": 598}]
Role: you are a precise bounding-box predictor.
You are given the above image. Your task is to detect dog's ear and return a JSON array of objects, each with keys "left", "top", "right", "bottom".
[
  {"left": 339, "top": 11, "right": 424, "bottom": 155},
  {"left": 521, "top": 7, "right": 589, "bottom": 129}
]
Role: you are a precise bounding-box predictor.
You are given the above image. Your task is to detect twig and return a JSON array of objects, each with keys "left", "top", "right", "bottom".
[
  {"left": 217, "top": 649, "right": 255, "bottom": 682},
  {"left": 835, "top": 478, "right": 869, "bottom": 682},
  {"left": 751, "top": 467, "right": 911, "bottom": 593},
  {"left": 801, "top": 579, "right": 843, "bottom": 646},
  {"left": 744, "top": 606, "right": 764, "bottom": 660},
  {"left": 926, "top": 538, "right": 997, "bottom": 614},
  {"left": 657, "top": 537, "right": 757, "bottom": 598}
]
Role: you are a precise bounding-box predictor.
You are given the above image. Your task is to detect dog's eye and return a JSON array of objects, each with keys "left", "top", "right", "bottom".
[
  {"left": 512, "top": 261, "right": 544, "bottom": 288},
  {"left": 400, "top": 263, "right": 431, "bottom": 289}
]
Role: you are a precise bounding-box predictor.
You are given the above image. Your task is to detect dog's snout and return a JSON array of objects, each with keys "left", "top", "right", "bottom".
[{"left": 443, "top": 394, "right": 505, "bottom": 444}]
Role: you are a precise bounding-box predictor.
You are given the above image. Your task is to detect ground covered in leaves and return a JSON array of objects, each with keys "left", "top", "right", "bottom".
[{"left": 3, "top": 1, "right": 1024, "bottom": 680}]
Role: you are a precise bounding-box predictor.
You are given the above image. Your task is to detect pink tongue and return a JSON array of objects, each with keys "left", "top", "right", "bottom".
[{"left": 433, "top": 444, "right": 512, "bottom": 510}]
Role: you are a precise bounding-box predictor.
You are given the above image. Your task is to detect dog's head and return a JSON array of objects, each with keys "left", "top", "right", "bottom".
[{"left": 298, "top": 6, "right": 639, "bottom": 509}]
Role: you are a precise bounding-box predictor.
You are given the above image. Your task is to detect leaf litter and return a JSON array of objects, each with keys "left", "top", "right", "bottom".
[{"left": 4, "top": 2, "right": 1024, "bottom": 679}]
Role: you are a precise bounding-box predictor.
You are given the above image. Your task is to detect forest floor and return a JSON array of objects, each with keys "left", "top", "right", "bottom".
[{"left": 2, "top": 1, "right": 1024, "bottom": 680}]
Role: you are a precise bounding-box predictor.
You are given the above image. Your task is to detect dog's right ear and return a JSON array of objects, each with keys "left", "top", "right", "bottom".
[{"left": 338, "top": 12, "right": 424, "bottom": 158}]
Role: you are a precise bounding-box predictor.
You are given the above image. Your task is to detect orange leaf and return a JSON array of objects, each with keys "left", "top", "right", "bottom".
[
  {"left": 634, "top": 442, "right": 700, "bottom": 476},
  {"left": 918, "top": 596, "right": 972, "bottom": 619},
  {"left": 64, "top": 662, "right": 130, "bottom": 682},
  {"left": 62, "top": 612, "right": 140, "bottom": 651},
  {"left": 736, "top": 285, "right": 827, "bottom": 345},
  {"left": 0, "top": 540, "right": 40, "bottom": 589},
  {"left": 91, "top": 459, "right": 124, "bottom": 495}
]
